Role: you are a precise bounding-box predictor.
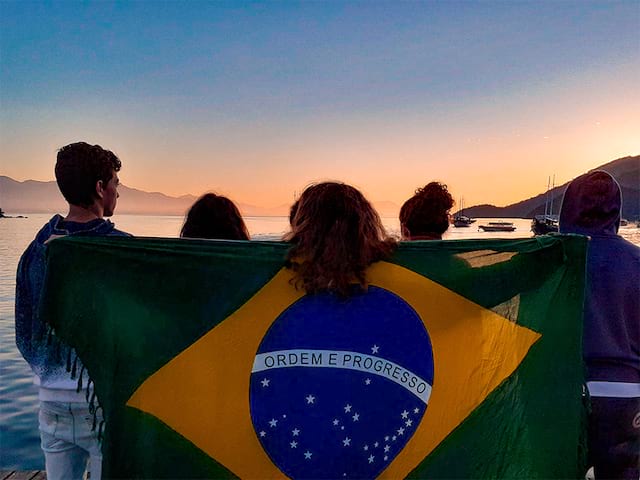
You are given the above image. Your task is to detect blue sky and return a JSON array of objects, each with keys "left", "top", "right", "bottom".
[{"left": 1, "top": 1, "right": 638, "bottom": 207}]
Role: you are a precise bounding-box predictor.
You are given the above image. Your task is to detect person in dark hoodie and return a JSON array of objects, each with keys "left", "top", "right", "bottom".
[
  {"left": 15, "top": 142, "right": 130, "bottom": 480},
  {"left": 559, "top": 170, "right": 639, "bottom": 480}
]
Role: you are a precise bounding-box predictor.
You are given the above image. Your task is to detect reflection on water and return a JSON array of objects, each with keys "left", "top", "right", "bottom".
[{"left": 1, "top": 213, "right": 638, "bottom": 469}]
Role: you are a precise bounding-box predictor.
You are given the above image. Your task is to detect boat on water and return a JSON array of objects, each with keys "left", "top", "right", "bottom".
[
  {"left": 531, "top": 175, "right": 559, "bottom": 235},
  {"left": 452, "top": 197, "right": 476, "bottom": 227},
  {"left": 453, "top": 215, "right": 476, "bottom": 228},
  {"left": 478, "top": 221, "right": 516, "bottom": 232},
  {"left": 531, "top": 214, "right": 558, "bottom": 235}
]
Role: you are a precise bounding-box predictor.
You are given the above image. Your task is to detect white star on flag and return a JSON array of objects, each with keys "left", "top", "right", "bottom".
[
  {"left": 343, "top": 437, "right": 351, "bottom": 446},
  {"left": 368, "top": 455, "right": 375, "bottom": 464},
  {"left": 344, "top": 404, "right": 352, "bottom": 413},
  {"left": 260, "top": 430, "right": 266, "bottom": 437},
  {"left": 269, "top": 419, "right": 278, "bottom": 427},
  {"left": 305, "top": 394, "right": 315, "bottom": 404},
  {"left": 261, "top": 378, "right": 270, "bottom": 387},
  {"left": 363, "top": 445, "right": 369, "bottom": 451},
  {"left": 384, "top": 445, "right": 390, "bottom": 452},
  {"left": 397, "top": 427, "right": 405, "bottom": 435},
  {"left": 365, "top": 378, "right": 371, "bottom": 385},
  {"left": 332, "top": 419, "right": 339, "bottom": 426},
  {"left": 374, "top": 442, "right": 379, "bottom": 448},
  {"left": 384, "top": 455, "right": 389, "bottom": 461},
  {"left": 304, "top": 451, "right": 312, "bottom": 459},
  {"left": 405, "top": 419, "right": 413, "bottom": 427},
  {"left": 352, "top": 413, "right": 360, "bottom": 422},
  {"left": 371, "top": 345, "right": 380, "bottom": 354},
  {"left": 413, "top": 407, "right": 420, "bottom": 414},
  {"left": 290, "top": 441, "right": 298, "bottom": 448},
  {"left": 401, "top": 410, "right": 409, "bottom": 419},
  {"left": 292, "top": 428, "right": 300, "bottom": 436}
]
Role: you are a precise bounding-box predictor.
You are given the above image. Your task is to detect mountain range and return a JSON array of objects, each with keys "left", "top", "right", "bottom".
[
  {"left": 0, "top": 177, "right": 402, "bottom": 217},
  {"left": 458, "top": 155, "right": 639, "bottom": 220},
  {"left": 1, "top": 155, "right": 638, "bottom": 219}
]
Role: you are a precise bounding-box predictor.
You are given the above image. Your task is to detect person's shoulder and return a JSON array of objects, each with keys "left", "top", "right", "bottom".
[
  {"left": 17, "top": 216, "right": 62, "bottom": 272},
  {"left": 594, "top": 235, "right": 640, "bottom": 264},
  {"left": 20, "top": 215, "right": 64, "bottom": 258},
  {"left": 613, "top": 235, "right": 640, "bottom": 256},
  {"left": 33, "top": 215, "right": 64, "bottom": 242},
  {"left": 109, "top": 227, "right": 132, "bottom": 237}
]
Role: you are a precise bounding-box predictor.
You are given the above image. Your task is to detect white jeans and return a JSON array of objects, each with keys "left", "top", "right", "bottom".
[{"left": 39, "top": 401, "right": 102, "bottom": 480}]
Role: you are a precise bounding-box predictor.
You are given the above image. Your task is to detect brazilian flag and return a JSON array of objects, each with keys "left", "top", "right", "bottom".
[{"left": 41, "top": 235, "right": 588, "bottom": 479}]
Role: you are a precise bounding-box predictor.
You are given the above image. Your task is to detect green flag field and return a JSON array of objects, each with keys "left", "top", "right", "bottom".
[{"left": 41, "top": 235, "right": 588, "bottom": 479}]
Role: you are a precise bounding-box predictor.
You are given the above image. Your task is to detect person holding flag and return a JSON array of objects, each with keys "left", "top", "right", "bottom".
[
  {"left": 559, "top": 170, "right": 640, "bottom": 480},
  {"left": 15, "top": 142, "right": 130, "bottom": 480},
  {"left": 284, "top": 181, "right": 396, "bottom": 296}
]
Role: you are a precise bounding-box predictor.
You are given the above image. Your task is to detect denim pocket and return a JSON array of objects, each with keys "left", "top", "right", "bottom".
[{"left": 38, "top": 405, "right": 59, "bottom": 436}]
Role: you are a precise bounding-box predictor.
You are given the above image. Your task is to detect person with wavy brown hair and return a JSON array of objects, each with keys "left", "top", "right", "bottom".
[
  {"left": 399, "top": 182, "right": 454, "bottom": 240},
  {"left": 180, "top": 193, "right": 250, "bottom": 240},
  {"left": 284, "top": 182, "right": 395, "bottom": 296}
]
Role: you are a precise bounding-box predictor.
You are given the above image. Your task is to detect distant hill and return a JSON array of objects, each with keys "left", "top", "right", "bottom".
[
  {"left": 0, "top": 176, "right": 399, "bottom": 217},
  {"left": 0, "top": 177, "right": 279, "bottom": 216},
  {"left": 459, "top": 155, "right": 640, "bottom": 220},
  {"left": 2, "top": 154, "right": 637, "bottom": 218}
]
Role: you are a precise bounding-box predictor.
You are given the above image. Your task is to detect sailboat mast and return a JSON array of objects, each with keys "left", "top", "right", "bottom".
[
  {"left": 549, "top": 175, "right": 555, "bottom": 216},
  {"left": 544, "top": 176, "right": 550, "bottom": 217}
]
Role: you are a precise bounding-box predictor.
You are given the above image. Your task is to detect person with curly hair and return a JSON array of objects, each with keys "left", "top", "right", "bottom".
[
  {"left": 284, "top": 181, "right": 395, "bottom": 297},
  {"left": 180, "top": 193, "right": 249, "bottom": 240},
  {"left": 399, "top": 181, "right": 454, "bottom": 240}
]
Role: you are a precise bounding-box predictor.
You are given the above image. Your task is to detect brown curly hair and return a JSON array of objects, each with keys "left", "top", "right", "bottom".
[
  {"left": 400, "top": 181, "right": 454, "bottom": 239},
  {"left": 284, "top": 182, "right": 395, "bottom": 296}
]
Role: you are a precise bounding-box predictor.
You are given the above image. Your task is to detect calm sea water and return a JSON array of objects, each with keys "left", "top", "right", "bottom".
[{"left": 1, "top": 213, "right": 638, "bottom": 469}]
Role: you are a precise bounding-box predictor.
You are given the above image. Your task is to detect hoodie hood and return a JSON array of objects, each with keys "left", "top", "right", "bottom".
[
  {"left": 559, "top": 171, "right": 621, "bottom": 236},
  {"left": 34, "top": 214, "right": 119, "bottom": 244}
]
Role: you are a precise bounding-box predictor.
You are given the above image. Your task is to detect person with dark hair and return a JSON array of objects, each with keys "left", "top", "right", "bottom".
[
  {"left": 180, "top": 193, "right": 249, "bottom": 240},
  {"left": 15, "top": 142, "right": 130, "bottom": 480},
  {"left": 399, "top": 182, "right": 454, "bottom": 240},
  {"left": 284, "top": 181, "right": 395, "bottom": 296},
  {"left": 559, "top": 171, "right": 640, "bottom": 480}
]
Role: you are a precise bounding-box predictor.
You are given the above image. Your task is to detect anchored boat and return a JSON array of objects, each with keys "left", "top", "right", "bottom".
[
  {"left": 478, "top": 221, "right": 516, "bottom": 232},
  {"left": 452, "top": 197, "right": 476, "bottom": 227},
  {"left": 531, "top": 175, "right": 559, "bottom": 235}
]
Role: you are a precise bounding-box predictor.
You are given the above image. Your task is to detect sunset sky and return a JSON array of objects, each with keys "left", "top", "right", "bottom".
[{"left": 1, "top": 1, "right": 638, "bottom": 209}]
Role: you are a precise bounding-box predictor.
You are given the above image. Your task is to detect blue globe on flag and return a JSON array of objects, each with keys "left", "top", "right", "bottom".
[{"left": 249, "top": 286, "right": 434, "bottom": 479}]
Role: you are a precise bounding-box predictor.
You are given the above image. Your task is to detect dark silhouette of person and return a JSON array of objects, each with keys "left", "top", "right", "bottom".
[
  {"left": 180, "top": 193, "right": 249, "bottom": 240},
  {"left": 15, "top": 142, "right": 130, "bottom": 480},
  {"left": 559, "top": 170, "right": 639, "bottom": 480},
  {"left": 399, "top": 182, "right": 454, "bottom": 240}
]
